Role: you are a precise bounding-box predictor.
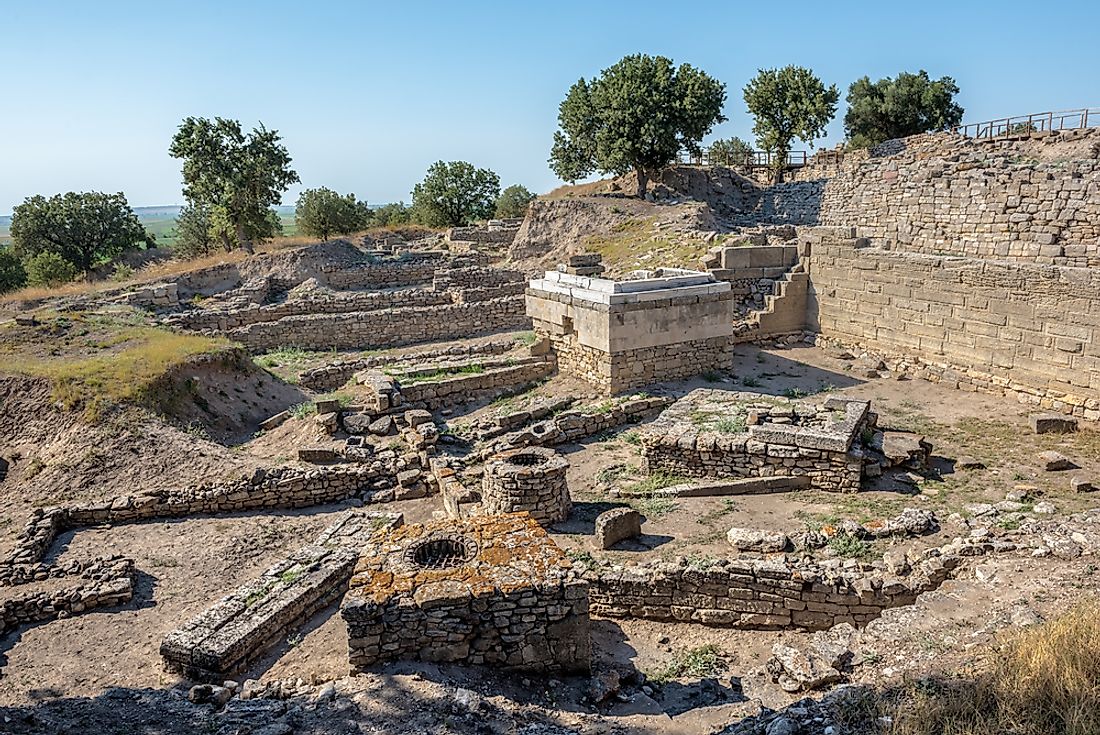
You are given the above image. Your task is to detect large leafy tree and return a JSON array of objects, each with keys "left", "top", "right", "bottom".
[
  {"left": 706, "top": 136, "right": 754, "bottom": 167},
  {"left": 10, "top": 191, "right": 151, "bottom": 273},
  {"left": 550, "top": 54, "right": 727, "bottom": 197},
  {"left": 844, "top": 71, "right": 963, "bottom": 148},
  {"left": 494, "top": 184, "right": 536, "bottom": 218},
  {"left": 169, "top": 117, "right": 299, "bottom": 253},
  {"left": 295, "top": 187, "right": 370, "bottom": 241},
  {"left": 743, "top": 66, "right": 839, "bottom": 180},
  {"left": 411, "top": 161, "right": 500, "bottom": 227}
]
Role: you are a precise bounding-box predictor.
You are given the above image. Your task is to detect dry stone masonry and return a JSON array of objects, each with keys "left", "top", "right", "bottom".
[
  {"left": 341, "top": 514, "right": 590, "bottom": 673},
  {"left": 481, "top": 447, "right": 571, "bottom": 526},
  {"left": 161, "top": 511, "right": 402, "bottom": 682},
  {"left": 639, "top": 390, "right": 871, "bottom": 492}
]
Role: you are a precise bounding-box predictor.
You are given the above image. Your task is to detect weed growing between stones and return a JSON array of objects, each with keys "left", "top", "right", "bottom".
[{"left": 649, "top": 644, "right": 727, "bottom": 683}]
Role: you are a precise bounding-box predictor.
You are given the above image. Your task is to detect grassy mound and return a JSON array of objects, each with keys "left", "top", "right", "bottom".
[{"left": 2, "top": 310, "right": 230, "bottom": 418}]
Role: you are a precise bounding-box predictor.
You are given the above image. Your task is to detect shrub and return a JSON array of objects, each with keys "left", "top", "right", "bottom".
[
  {"left": 24, "top": 251, "right": 80, "bottom": 287},
  {"left": 110, "top": 263, "right": 135, "bottom": 282},
  {"left": 0, "top": 249, "right": 27, "bottom": 293}
]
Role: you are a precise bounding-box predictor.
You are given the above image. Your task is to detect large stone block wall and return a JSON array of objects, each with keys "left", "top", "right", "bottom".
[
  {"left": 809, "top": 232, "right": 1100, "bottom": 418},
  {"left": 225, "top": 296, "right": 530, "bottom": 351},
  {"left": 816, "top": 132, "right": 1100, "bottom": 265},
  {"left": 549, "top": 334, "right": 733, "bottom": 394}
]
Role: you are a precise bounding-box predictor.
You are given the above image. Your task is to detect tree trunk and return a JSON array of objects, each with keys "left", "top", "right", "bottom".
[
  {"left": 219, "top": 231, "right": 233, "bottom": 252},
  {"left": 635, "top": 167, "right": 648, "bottom": 199},
  {"left": 236, "top": 223, "right": 254, "bottom": 255}
]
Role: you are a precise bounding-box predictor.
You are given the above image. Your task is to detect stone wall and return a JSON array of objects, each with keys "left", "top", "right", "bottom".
[
  {"left": 342, "top": 515, "right": 590, "bottom": 673},
  {"left": 640, "top": 391, "right": 869, "bottom": 492},
  {"left": 395, "top": 361, "right": 553, "bottom": 410},
  {"left": 551, "top": 334, "right": 733, "bottom": 394},
  {"left": 225, "top": 296, "right": 530, "bottom": 352},
  {"left": 808, "top": 230, "right": 1100, "bottom": 418},
  {"left": 161, "top": 511, "right": 402, "bottom": 682},
  {"left": 298, "top": 337, "right": 520, "bottom": 392},
  {"left": 815, "top": 131, "right": 1100, "bottom": 265},
  {"left": 1, "top": 556, "right": 134, "bottom": 634},
  {"left": 585, "top": 551, "right": 959, "bottom": 630}
]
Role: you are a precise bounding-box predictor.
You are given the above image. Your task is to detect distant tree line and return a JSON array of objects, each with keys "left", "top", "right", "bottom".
[{"left": 0, "top": 59, "right": 963, "bottom": 296}]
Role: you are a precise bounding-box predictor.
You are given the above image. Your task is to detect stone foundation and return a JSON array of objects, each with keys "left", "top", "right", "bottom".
[
  {"left": 341, "top": 514, "right": 590, "bottom": 673},
  {"left": 639, "top": 390, "right": 870, "bottom": 492}
]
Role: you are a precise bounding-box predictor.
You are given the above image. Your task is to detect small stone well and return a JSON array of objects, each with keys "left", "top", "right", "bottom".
[
  {"left": 341, "top": 514, "right": 590, "bottom": 673},
  {"left": 482, "top": 447, "right": 571, "bottom": 525}
]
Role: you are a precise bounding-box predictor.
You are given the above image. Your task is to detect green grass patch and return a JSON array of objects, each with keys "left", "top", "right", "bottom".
[{"left": 650, "top": 644, "right": 727, "bottom": 683}]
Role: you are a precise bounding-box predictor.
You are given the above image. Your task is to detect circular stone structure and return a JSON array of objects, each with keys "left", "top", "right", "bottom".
[{"left": 482, "top": 447, "right": 571, "bottom": 525}]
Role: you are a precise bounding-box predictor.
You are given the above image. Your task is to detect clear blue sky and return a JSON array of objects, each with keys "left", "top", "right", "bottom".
[{"left": 2, "top": 0, "right": 1098, "bottom": 214}]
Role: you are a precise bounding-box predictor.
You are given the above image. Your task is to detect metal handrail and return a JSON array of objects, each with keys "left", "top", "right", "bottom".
[
  {"left": 680, "top": 149, "right": 811, "bottom": 168},
  {"left": 955, "top": 108, "right": 1100, "bottom": 139}
]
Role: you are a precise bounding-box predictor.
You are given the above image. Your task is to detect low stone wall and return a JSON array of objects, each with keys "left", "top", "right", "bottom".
[
  {"left": 808, "top": 229, "right": 1100, "bottom": 418},
  {"left": 226, "top": 296, "right": 530, "bottom": 352},
  {"left": 297, "top": 337, "right": 520, "bottom": 392},
  {"left": 161, "top": 511, "right": 402, "bottom": 682},
  {"left": 478, "top": 394, "right": 673, "bottom": 458},
  {"left": 321, "top": 252, "right": 490, "bottom": 289},
  {"left": 585, "top": 552, "right": 959, "bottom": 630},
  {"left": 172, "top": 287, "right": 453, "bottom": 332},
  {"left": 433, "top": 266, "right": 526, "bottom": 289},
  {"left": 396, "top": 361, "right": 554, "bottom": 409},
  {"left": 0, "top": 556, "right": 134, "bottom": 634},
  {"left": 639, "top": 391, "right": 870, "bottom": 493}
]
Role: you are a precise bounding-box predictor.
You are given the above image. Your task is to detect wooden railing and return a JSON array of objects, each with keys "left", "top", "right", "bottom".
[{"left": 954, "top": 108, "right": 1100, "bottom": 139}]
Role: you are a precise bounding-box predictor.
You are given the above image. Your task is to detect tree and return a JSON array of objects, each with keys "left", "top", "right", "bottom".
[
  {"left": 169, "top": 117, "right": 299, "bottom": 253},
  {"left": 743, "top": 66, "right": 839, "bottom": 181},
  {"left": 369, "top": 202, "right": 411, "bottom": 228},
  {"left": 706, "top": 136, "right": 755, "bottom": 167},
  {"left": 295, "top": 187, "right": 370, "bottom": 241},
  {"left": 549, "top": 54, "right": 727, "bottom": 197},
  {"left": 172, "top": 203, "right": 217, "bottom": 259},
  {"left": 0, "top": 249, "right": 27, "bottom": 294},
  {"left": 495, "top": 184, "right": 536, "bottom": 218},
  {"left": 24, "top": 252, "right": 79, "bottom": 287},
  {"left": 10, "top": 191, "right": 151, "bottom": 273},
  {"left": 844, "top": 71, "right": 963, "bottom": 148},
  {"left": 411, "top": 161, "right": 500, "bottom": 227}
]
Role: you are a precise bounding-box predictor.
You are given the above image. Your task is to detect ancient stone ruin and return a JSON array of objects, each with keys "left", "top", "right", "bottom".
[
  {"left": 526, "top": 258, "right": 734, "bottom": 392},
  {"left": 341, "top": 514, "right": 590, "bottom": 673},
  {"left": 481, "top": 447, "right": 572, "bottom": 525}
]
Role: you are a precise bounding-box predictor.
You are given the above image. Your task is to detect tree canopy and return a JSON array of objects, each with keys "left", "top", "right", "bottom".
[
  {"left": 0, "top": 249, "right": 27, "bottom": 294},
  {"left": 169, "top": 117, "right": 299, "bottom": 253},
  {"left": 171, "top": 203, "right": 217, "bottom": 259},
  {"left": 549, "top": 54, "right": 727, "bottom": 197},
  {"left": 411, "top": 161, "right": 500, "bottom": 227},
  {"left": 743, "top": 66, "right": 839, "bottom": 179},
  {"left": 844, "top": 70, "right": 964, "bottom": 148},
  {"left": 494, "top": 184, "right": 536, "bottom": 218},
  {"left": 295, "top": 187, "right": 370, "bottom": 241},
  {"left": 9, "top": 191, "right": 151, "bottom": 273},
  {"left": 706, "top": 136, "right": 754, "bottom": 167}
]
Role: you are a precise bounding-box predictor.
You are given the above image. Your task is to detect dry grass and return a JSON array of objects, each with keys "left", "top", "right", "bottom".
[
  {"left": 859, "top": 601, "right": 1100, "bottom": 735},
  {"left": 3, "top": 314, "right": 230, "bottom": 418}
]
